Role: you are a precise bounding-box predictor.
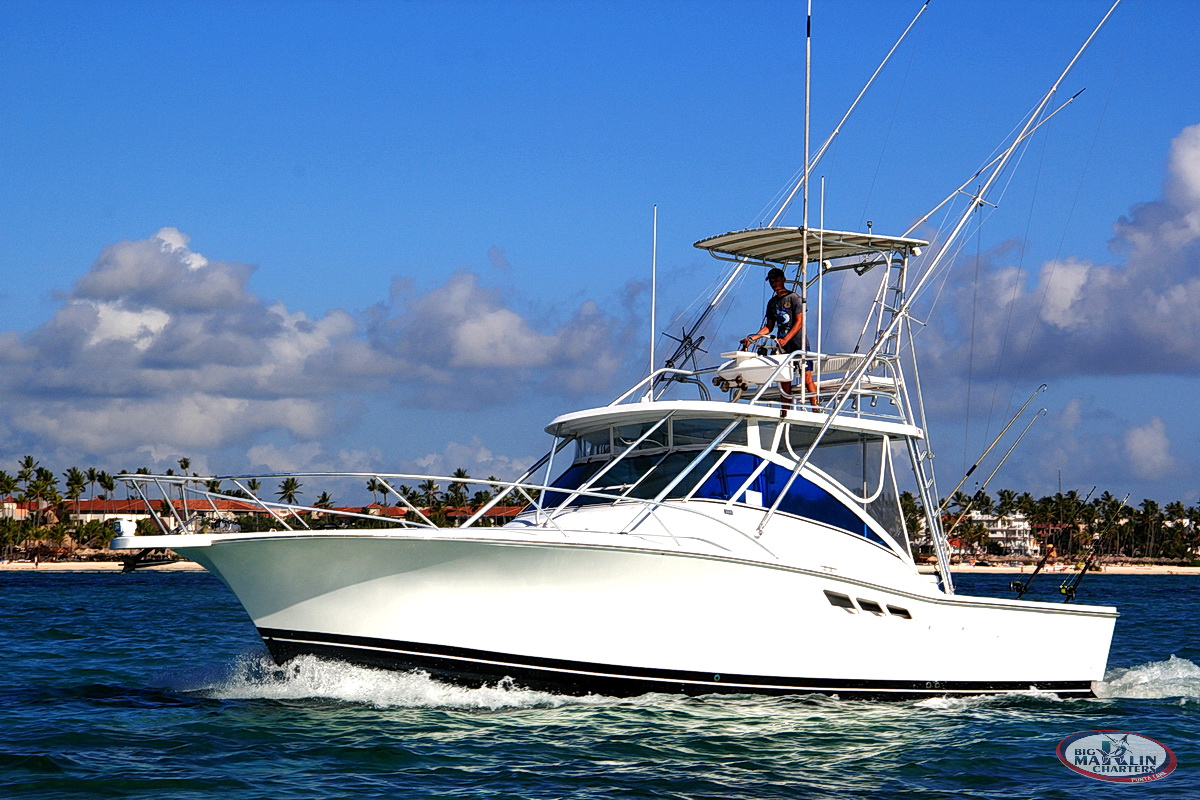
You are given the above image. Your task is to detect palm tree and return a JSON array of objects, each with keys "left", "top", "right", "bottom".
[
  {"left": 276, "top": 477, "right": 303, "bottom": 505},
  {"left": 314, "top": 491, "right": 334, "bottom": 509},
  {"left": 63, "top": 467, "right": 87, "bottom": 529},
  {"left": 445, "top": 468, "right": 471, "bottom": 509},
  {"left": 0, "top": 470, "right": 17, "bottom": 500},
  {"left": 1136, "top": 498, "right": 1163, "bottom": 559},
  {"left": 899, "top": 491, "right": 925, "bottom": 549},
  {"left": 17, "top": 455, "right": 38, "bottom": 495},
  {"left": 418, "top": 479, "right": 442, "bottom": 509},
  {"left": 366, "top": 478, "right": 380, "bottom": 505},
  {"left": 993, "top": 488, "right": 1016, "bottom": 516},
  {"left": 86, "top": 467, "right": 99, "bottom": 501},
  {"left": 178, "top": 457, "right": 191, "bottom": 474},
  {"left": 22, "top": 467, "right": 60, "bottom": 528},
  {"left": 98, "top": 472, "right": 116, "bottom": 517},
  {"left": 205, "top": 478, "right": 223, "bottom": 494},
  {"left": 1162, "top": 501, "right": 1190, "bottom": 560}
]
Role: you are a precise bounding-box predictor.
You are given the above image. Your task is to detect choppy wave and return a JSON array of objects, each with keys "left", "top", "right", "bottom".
[
  {"left": 165, "top": 650, "right": 1200, "bottom": 713},
  {"left": 1095, "top": 655, "right": 1200, "bottom": 700},
  {"left": 178, "top": 653, "right": 618, "bottom": 710}
]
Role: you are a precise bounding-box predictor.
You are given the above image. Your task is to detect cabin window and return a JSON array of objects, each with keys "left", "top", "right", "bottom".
[
  {"left": 672, "top": 418, "right": 746, "bottom": 447},
  {"left": 754, "top": 421, "right": 780, "bottom": 451},
  {"left": 541, "top": 461, "right": 606, "bottom": 508},
  {"left": 614, "top": 421, "right": 669, "bottom": 452},
  {"left": 785, "top": 427, "right": 907, "bottom": 552},
  {"left": 576, "top": 429, "right": 611, "bottom": 459},
  {"left": 691, "top": 451, "right": 888, "bottom": 546},
  {"left": 544, "top": 451, "right": 717, "bottom": 509},
  {"left": 887, "top": 605, "right": 912, "bottom": 619},
  {"left": 624, "top": 451, "right": 720, "bottom": 500}
]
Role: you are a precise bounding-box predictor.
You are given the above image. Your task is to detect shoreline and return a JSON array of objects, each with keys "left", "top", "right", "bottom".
[
  {"left": 2, "top": 560, "right": 1197, "bottom": 575},
  {"left": 0, "top": 560, "right": 205, "bottom": 572},
  {"left": 922, "top": 564, "right": 1200, "bottom": 575}
]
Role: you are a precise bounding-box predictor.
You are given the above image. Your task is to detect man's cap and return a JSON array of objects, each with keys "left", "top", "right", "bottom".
[{"left": 766, "top": 267, "right": 786, "bottom": 281}]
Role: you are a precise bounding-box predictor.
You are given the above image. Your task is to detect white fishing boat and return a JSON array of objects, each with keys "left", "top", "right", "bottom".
[{"left": 111, "top": 5, "right": 1122, "bottom": 699}]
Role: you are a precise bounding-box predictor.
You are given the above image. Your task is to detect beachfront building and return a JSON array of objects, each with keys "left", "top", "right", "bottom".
[
  {"left": 977, "top": 511, "right": 1042, "bottom": 557},
  {"left": 1, "top": 498, "right": 30, "bottom": 521},
  {"left": 944, "top": 511, "right": 1042, "bottom": 559}
]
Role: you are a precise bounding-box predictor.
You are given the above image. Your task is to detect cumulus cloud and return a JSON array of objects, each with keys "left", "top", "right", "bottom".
[
  {"left": 0, "top": 227, "right": 640, "bottom": 474},
  {"left": 917, "top": 123, "right": 1200, "bottom": 382},
  {"left": 365, "top": 270, "right": 638, "bottom": 406},
  {"left": 1123, "top": 417, "right": 1180, "bottom": 481},
  {"left": 410, "top": 437, "right": 535, "bottom": 481}
]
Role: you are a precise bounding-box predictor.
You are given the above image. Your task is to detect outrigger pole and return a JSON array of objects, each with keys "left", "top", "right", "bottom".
[{"left": 654, "top": 0, "right": 931, "bottom": 382}]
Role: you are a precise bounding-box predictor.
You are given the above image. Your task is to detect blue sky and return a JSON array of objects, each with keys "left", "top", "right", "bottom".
[{"left": 1, "top": 0, "right": 1198, "bottom": 506}]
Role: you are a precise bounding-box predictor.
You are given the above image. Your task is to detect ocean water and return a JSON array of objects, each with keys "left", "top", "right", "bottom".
[{"left": 1, "top": 572, "right": 1196, "bottom": 799}]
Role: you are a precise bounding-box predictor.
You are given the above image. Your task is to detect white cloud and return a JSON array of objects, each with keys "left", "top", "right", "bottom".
[
  {"left": 410, "top": 437, "right": 534, "bottom": 481},
  {"left": 245, "top": 442, "right": 327, "bottom": 473},
  {"left": 0, "top": 228, "right": 641, "bottom": 476},
  {"left": 1123, "top": 417, "right": 1179, "bottom": 481},
  {"left": 366, "top": 270, "right": 639, "bottom": 406},
  {"left": 86, "top": 302, "right": 170, "bottom": 349},
  {"left": 914, "top": 124, "right": 1200, "bottom": 383}
]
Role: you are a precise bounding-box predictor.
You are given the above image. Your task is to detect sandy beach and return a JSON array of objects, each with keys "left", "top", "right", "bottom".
[
  {"left": 0, "top": 559, "right": 205, "bottom": 572},
  {"left": 916, "top": 563, "right": 1200, "bottom": 575},
  {"left": 2, "top": 559, "right": 1197, "bottom": 575}
]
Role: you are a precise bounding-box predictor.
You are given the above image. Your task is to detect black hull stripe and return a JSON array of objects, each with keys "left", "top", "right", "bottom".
[{"left": 257, "top": 627, "right": 1096, "bottom": 699}]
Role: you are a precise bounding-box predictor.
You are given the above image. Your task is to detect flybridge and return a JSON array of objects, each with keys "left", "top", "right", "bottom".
[{"left": 694, "top": 226, "right": 927, "bottom": 267}]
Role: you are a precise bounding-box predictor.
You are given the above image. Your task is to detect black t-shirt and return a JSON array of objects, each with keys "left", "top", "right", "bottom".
[{"left": 765, "top": 291, "right": 804, "bottom": 352}]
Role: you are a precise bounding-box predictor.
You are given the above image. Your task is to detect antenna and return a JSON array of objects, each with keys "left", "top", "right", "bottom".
[
  {"left": 802, "top": 0, "right": 812, "bottom": 233},
  {"left": 650, "top": 205, "right": 658, "bottom": 384}
]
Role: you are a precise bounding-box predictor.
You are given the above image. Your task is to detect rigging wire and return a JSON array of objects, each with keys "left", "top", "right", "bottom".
[
  {"left": 1006, "top": 5, "right": 1135, "bottom": 411},
  {"left": 963, "top": 198, "right": 984, "bottom": 476},
  {"left": 984, "top": 120, "right": 1049, "bottom": 445}
]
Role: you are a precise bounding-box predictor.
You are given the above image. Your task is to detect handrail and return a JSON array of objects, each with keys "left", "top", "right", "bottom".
[
  {"left": 116, "top": 468, "right": 779, "bottom": 560},
  {"left": 609, "top": 367, "right": 712, "bottom": 406}
]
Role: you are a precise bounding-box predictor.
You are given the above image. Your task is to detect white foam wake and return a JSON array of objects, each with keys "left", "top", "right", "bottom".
[
  {"left": 191, "top": 653, "right": 615, "bottom": 710},
  {"left": 1094, "top": 655, "right": 1200, "bottom": 700}
]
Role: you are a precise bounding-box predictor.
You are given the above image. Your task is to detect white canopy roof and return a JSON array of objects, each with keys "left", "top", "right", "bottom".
[{"left": 694, "top": 226, "right": 928, "bottom": 265}]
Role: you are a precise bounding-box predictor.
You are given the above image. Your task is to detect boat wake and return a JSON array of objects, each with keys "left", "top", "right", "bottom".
[
  {"left": 1094, "top": 655, "right": 1200, "bottom": 700},
  {"left": 162, "top": 652, "right": 1200, "bottom": 710},
  {"left": 179, "top": 652, "right": 617, "bottom": 710}
]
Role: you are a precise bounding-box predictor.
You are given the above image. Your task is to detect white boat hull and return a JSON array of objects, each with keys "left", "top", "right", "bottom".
[{"left": 130, "top": 530, "right": 1116, "bottom": 699}]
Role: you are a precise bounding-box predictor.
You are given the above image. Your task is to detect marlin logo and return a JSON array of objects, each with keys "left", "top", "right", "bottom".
[{"left": 1101, "top": 734, "right": 1129, "bottom": 761}]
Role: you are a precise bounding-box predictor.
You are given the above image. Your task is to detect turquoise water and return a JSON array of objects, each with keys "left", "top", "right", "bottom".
[{"left": 1, "top": 572, "right": 1196, "bottom": 798}]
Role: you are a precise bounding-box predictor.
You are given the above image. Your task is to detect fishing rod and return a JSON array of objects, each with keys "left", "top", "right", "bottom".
[
  {"left": 937, "top": 384, "right": 1046, "bottom": 515},
  {"left": 941, "top": 407, "right": 1046, "bottom": 544},
  {"left": 1060, "top": 493, "right": 1129, "bottom": 603},
  {"left": 1011, "top": 485, "right": 1096, "bottom": 599}
]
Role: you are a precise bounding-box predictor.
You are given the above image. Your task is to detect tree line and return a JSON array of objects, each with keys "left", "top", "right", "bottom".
[
  {"left": 3, "top": 454, "right": 1196, "bottom": 562},
  {"left": 0, "top": 455, "right": 507, "bottom": 559},
  {"left": 902, "top": 488, "right": 1200, "bottom": 562}
]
